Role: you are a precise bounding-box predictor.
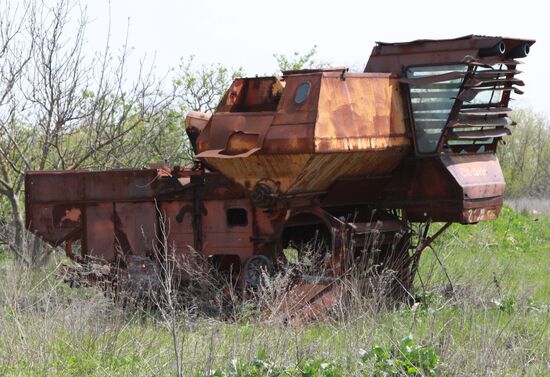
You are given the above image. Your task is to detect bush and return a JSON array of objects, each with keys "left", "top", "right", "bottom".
[
  {"left": 360, "top": 336, "right": 439, "bottom": 377},
  {"left": 208, "top": 347, "right": 342, "bottom": 377},
  {"left": 499, "top": 109, "right": 550, "bottom": 198}
]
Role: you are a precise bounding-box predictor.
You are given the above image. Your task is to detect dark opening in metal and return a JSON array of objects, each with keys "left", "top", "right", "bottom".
[{"left": 227, "top": 208, "right": 248, "bottom": 226}]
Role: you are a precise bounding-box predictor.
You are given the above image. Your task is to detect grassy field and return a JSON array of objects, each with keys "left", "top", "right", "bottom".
[{"left": 0, "top": 206, "right": 548, "bottom": 376}]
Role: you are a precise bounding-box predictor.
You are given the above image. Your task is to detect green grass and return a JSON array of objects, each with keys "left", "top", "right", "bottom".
[
  {"left": 420, "top": 206, "right": 550, "bottom": 302},
  {"left": 0, "top": 206, "right": 548, "bottom": 376}
]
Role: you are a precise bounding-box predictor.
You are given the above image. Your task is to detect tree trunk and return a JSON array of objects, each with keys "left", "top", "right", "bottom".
[{"left": 6, "top": 187, "right": 27, "bottom": 265}]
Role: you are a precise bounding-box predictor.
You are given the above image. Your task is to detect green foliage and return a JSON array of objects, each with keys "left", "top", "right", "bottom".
[
  {"left": 0, "top": 204, "right": 549, "bottom": 376},
  {"left": 412, "top": 290, "right": 440, "bottom": 311},
  {"left": 174, "top": 56, "right": 244, "bottom": 113},
  {"left": 208, "top": 348, "right": 277, "bottom": 377},
  {"left": 492, "top": 296, "right": 516, "bottom": 314},
  {"left": 283, "top": 248, "right": 299, "bottom": 264},
  {"left": 435, "top": 205, "right": 550, "bottom": 257},
  {"left": 499, "top": 109, "right": 550, "bottom": 198},
  {"left": 298, "top": 358, "right": 341, "bottom": 377},
  {"left": 208, "top": 347, "right": 342, "bottom": 377},
  {"left": 208, "top": 338, "right": 438, "bottom": 377},
  {"left": 360, "top": 336, "right": 439, "bottom": 377},
  {"left": 273, "top": 46, "right": 327, "bottom": 73},
  {"left": 425, "top": 206, "right": 550, "bottom": 302}
]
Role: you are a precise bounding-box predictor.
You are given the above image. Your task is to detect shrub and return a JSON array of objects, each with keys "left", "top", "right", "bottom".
[
  {"left": 360, "top": 336, "right": 439, "bottom": 377},
  {"left": 208, "top": 347, "right": 342, "bottom": 377}
]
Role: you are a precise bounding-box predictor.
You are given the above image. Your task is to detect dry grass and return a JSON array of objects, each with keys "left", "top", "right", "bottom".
[{"left": 0, "top": 207, "right": 548, "bottom": 376}]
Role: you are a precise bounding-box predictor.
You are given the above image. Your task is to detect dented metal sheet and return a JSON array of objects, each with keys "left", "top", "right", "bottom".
[
  {"left": 23, "top": 35, "right": 535, "bottom": 315},
  {"left": 268, "top": 281, "right": 335, "bottom": 320},
  {"left": 460, "top": 108, "right": 512, "bottom": 115},
  {"left": 440, "top": 154, "right": 505, "bottom": 199},
  {"left": 197, "top": 72, "right": 410, "bottom": 196},
  {"left": 448, "top": 128, "right": 512, "bottom": 140},
  {"left": 448, "top": 117, "right": 513, "bottom": 128}
]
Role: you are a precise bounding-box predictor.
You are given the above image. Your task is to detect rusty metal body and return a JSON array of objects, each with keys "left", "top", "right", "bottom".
[{"left": 25, "top": 35, "right": 534, "bottom": 304}]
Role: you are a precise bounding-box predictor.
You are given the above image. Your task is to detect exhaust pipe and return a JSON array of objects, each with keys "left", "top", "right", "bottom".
[
  {"left": 479, "top": 41, "right": 506, "bottom": 57},
  {"left": 506, "top": 43, "right": 530, "bottom": 58}
]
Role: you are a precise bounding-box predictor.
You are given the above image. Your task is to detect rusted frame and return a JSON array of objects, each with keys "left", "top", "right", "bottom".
[
  {"left": 457, "top": 69, "right": 516, "bottom": 110},
  {"left": 435, "top": 64, "right": 473, "bottom": 154},
  {"left": 500, "top": 63, "right": 516, "bottom": 108},
  {"left": 416, "top": 222, "right": 451, "bottom": 253},
  {"left": 191, "top": 175, "right": 204, "bottom": 253},
  {"left": 409, "top": 221, "right": 452, "bottom": 282},
  {"left": 402, "top": 61, "right": 468, "bottom": 157},
  {"left": 403, "top": 57, "right": 517, "bottom": 157},
  {"left": 81, "top": 205, "right": 88, "bottom": 259},
  {"left": 281, "top": 207, "right": 347, "bottom": 276},
  {"left": 440, "top": 61, "right": 519, "bottom": 154},
  {"left": 401, "top": 81, "right": 417, "bottom": 154}
]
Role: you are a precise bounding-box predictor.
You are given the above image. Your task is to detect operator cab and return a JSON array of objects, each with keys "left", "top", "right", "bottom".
[{"left": 365, "top": 35, "right": 534, "bottom": 156}]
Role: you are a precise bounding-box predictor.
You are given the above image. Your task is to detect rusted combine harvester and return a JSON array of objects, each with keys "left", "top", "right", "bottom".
[{"left": 25, "top": 35, "right": 534, "bottom": 312}]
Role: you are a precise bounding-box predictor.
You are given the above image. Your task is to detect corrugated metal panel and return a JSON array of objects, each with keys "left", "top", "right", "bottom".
[
  {"left": 288, "top": 149, "right": 409, "bottom": 194},
  {"left": 202, "top": 154, "right": 312, "bottom": 193}
]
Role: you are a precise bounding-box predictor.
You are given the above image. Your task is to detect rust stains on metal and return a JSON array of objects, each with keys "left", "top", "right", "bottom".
[
  {"left": 24, "top": 35, "right": 535, "bottom": 316},
  {"left": 196, "top": 71, "right": 411, "bottom": 196},
  {"left": 286, "top": 150, "right": 409, "bottom": 194}
]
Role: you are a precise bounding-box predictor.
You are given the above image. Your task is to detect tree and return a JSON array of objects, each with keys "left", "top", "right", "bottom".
[
  {"left": 174, "top": 56, "right": 243, "bottom": 113},
  {"left": 0, "top": 0, "right": 34, "bottom": 260},
  {"left": 0, "top": 0, "right": 332, "bottom": 265},
  {"left": 0, "top": 0, "right": 180, "bottom": 264},
  {"left": 273, "top": 45, "right": 328, "bottom": 73},
  {"left": 499, "top": 109, "right": 550, "bottom": 198}
]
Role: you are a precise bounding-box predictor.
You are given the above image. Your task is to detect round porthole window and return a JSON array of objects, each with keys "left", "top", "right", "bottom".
[{"left": 294, "top": 82, "right": 310, "bottom": 104}]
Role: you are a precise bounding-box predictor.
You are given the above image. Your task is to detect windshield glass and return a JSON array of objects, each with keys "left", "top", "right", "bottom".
[{"left": 407, "top": 64, "right": 467, "bottom": 153}]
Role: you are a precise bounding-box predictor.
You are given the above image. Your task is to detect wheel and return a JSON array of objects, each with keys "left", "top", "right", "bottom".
[{"left": 243, "top": 255, "right": 275, "bottom": 288}]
